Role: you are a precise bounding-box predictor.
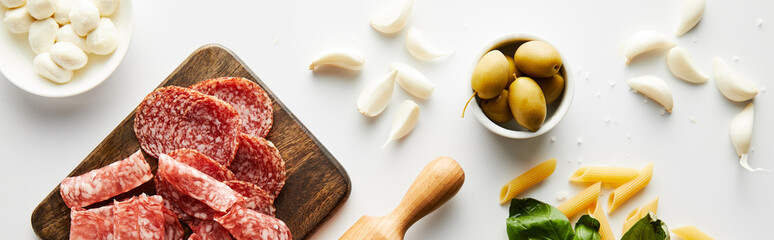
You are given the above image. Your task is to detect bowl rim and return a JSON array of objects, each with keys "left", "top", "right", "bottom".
[
  {"left": 0, "top": 0, "right": 134, "bottom": 98},
  {"left": 469, "top": 32, "right": 574, "bottom": 139}
]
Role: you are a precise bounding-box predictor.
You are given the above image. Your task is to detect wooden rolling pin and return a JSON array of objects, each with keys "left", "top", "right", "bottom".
[{"left": 339, "top": 156, "right": 465, "bottom": 240}]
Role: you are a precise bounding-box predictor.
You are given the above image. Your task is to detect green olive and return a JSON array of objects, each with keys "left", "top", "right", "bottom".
[
  {"left": 514, "top": 41, "right": 562, "bottom": 78},
  {"left": 505, "top": 55, "right": 522, "bottom": 87},
  {"left": 536, "top": 74, "right": 565, "bottom": 104},
  {"left": 471, "top": 50, "right": 509, "bottom": 99},
  {"left": 508, "top": 77, "right": 546, "bottom": 131},
  {"left": 480, "top": 89, "right": 513, "bottom": 123}
]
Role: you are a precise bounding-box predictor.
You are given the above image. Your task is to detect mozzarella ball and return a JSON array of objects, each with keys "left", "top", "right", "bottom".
[
  {"left": 28, "top": 18, "right": 57, "bottom": 53},
  {"left": 3, "top": 6, "right": 35, "bottom": 33},
  {"left": 33, "top": 52, "right": 73, "bottom": 83},
  {"left": 53, "top": 0, "right": 72, "bottom": 24},
  {"left": 69, "top": 0, "right": 98, "bottom": 36},
  {"left": 27, "top": 0, "right": 56, "bottom": 20},
  {"left": 50, "top": 42, "right": 87, "bottom": 70},
  {"left": 85, "top": 17, "right": 117, "bottom": 55},
  {"left": 89, "top": 0, "right": 117, "bottom": 16},
  {"left": 1, "top": 0, "right": 26, "bottom": 8},
  {"left": 55, "top": 24, "right": 85, "bottom": 50}
]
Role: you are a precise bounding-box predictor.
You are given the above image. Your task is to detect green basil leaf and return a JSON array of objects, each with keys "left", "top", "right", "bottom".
[
  {"left": 572, "top": 215, "right": 601, "bottom": 240},
  {"left": 506, "top": 198, "right": 574, "bottom": 240},
  {"left": 621, "top": 212, "right": 670, "bottom": 240}
]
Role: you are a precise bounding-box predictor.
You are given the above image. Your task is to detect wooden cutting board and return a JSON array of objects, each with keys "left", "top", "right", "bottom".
[{"left": 30, "top": 44, "right": 351, "bottom": 240}]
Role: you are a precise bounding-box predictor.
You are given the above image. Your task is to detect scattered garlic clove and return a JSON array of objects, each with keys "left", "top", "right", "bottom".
[
  {"left": 383, "top": 100, "right": 420, "bottom": 148},
  {"left": 357, "top": 70, "right": 397, "bottom": 117},
  {"left": 391, "top": 62, "right": 434, "bottom": 99},
  {"left": 309, "top": 47, "right": 365, "bottom": 71},
  {"left": 29, "top": 18, "right": 58, "bottom": 54},
  {"left": 33, "top": 52, "right": 74, "bottom": 83},
  {"left": 730, "top": 103, "right": 767, "bottom": 172},
  {"left": 714, "top": 57, "right": 758, "bottom": 102},
  {"left": 666, "top": 46, "right": 708, "bottom": 83},
  {"left": 676, "top": 0, "right": 705, "bottom": 36},
  {"left": 3, "top": 6, "right": 36, "bottom": 34},
  {"left": 369, "top": 0, "right": 412, "bottom": 34},
  {"left": 628, "top": 76, "right": 674, "bottom": 112},
  {"left": 405, "top": 27, "right": 454, "bottom": 60},
  {"left": 622, "top": 31, "right": 676, "bottom": 65}
]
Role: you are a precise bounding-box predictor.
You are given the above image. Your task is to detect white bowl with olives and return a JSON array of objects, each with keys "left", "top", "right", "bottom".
[{"left": 465, "top": 33, "right": 573, "bottom": 139}]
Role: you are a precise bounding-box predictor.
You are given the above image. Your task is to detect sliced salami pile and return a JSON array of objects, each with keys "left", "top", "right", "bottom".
[{"left": 65, "top": 77, "right": 289, "bottom": 240}]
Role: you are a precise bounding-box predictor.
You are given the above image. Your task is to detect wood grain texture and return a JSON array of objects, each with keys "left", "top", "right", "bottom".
[
  {"left": 339, "top": 156, "right": 464, "bottom": 240},
  {"left": 31, "top": 44, "right": 351, "bottom": 240}
]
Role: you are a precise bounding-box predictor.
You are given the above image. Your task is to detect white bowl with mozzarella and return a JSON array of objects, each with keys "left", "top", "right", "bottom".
[{"left": 0, "top": 0, "right": 132, "bottom": 98}]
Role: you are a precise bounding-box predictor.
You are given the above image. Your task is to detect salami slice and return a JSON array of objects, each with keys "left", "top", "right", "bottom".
[
  {"left": 191, "top": 77, "right": 274, "bottom": 138},
  {"left": 167, "top": 149, "right": 236, "bottom": 182},
  {"left": 187, "top": 219, "right": 233, "bottom": 240},
  {"left": 134, "top": 86, "right": 241, "bottom": 166},
  {"left": 158, "top": 154, "right": 243, "bottom": 213},
  {"left": 215, "top": 205, "right": 291, "bottom": 240},
  {"left": 156, "top": 174, "right": 221, "bottom": 220},
  {"left": 229, "top": 134, "right": 286, "bottom": 199},
  {"left": 137, "top": 194, "right": 165, "bottom": 240},
  {"left": 69, "top": 205, "right": 115, "bottom": 240},
  {"left": 224, "top": 180, "right": 275, "bottom": 216},
  {"left": 162, "top": 204, "right": 185, "bottom": 240},
  {"left": 113, "top": 196, "right": 140, "bottom": 240},
  {"left": 60, "top": 150, "right": 152, "bottom": 208}
]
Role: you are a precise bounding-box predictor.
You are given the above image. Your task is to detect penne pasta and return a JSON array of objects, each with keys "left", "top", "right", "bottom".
[
  {"left": 570, "top": 167, "right": 639, "bottom": 185},
  {"left": 499, "top": 158, "right": 557, "bottom": 204},
  {"left": 622, "top": 196, "right": 659, "bottom": 232},
  {"left": 672, "top": 225, "right": 715, "bottom": 240},
  {"left": 608, "top": 163, "right": 653, "bottom": 213},
  {"left": 557, "top": 182, "right": 601, "bottom": 218},
  {"left": 588, "top": 201, "right": 615, "bottom": 240}
]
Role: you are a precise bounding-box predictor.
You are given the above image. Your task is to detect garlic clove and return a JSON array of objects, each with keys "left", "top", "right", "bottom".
[
  {"left": 622, "top": 31, "right": 676, "bottom": 65},
  {"left": 714, "top": 57, "right": 758, "bottom": 102},
  {"left": 383, "top": 100, "right": 420, "bottom": 149},
  {"left": 628, "top": 76, "right": 674, "bottom": 112},
  {"left": 369, "top": 0, "right": 413, "bottom": 34},
  {"left": 391, "top": 62, "right": 434, "bottom": 99},
  {"left": 676, "top": 0, "right": 705, "bottom": 36},
  {"left": 405, "top": 27, "right": 454, "bottom": 60},
  {"left": 357, "top": 70, "right": 398, "bottom": 117},
  {"left": 309, "top": 47, "right": 365, "bottom": 71},
  {"left": 730, "top": 103, "right": 767, "bottom": 172},
  {"left": 666, "top": 46, "right": 708, "bottom": 83}
]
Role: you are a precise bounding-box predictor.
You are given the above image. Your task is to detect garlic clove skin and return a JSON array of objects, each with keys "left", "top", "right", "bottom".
[
  {"left": 666, "top": 46, "right": 708, "bottom": 84},
  {"left": 405, "top": 27, "right": 454, "bottom": 60},
  {"left": 383, "top": 100, "right": 420, "bottom": 149},
  {"left": 357, "top": 70, "right": 397, "bottom": 117},
  {"left": 730, "top": 103, "right": 767, "bottom": 172},
  {"left": 369, "top": 0, "right": 412, "bottom": 34},
  {"left": 622, "top": 31, "right": 676, "bottom": 65},
  {"left": 391, "top": 62, "right": 434, "bottom": 99},
  {"left": 676, "top": 0, "right": 705, "bottom": 36},
  {"left": 628, "top": 76, "right": 674, "bottom": 112},
  {"left": 309, "top": 47, "right": 365, "bottom": 71},
  {"left": 714, "top": 57, "right": 758, "bottom": 102}
]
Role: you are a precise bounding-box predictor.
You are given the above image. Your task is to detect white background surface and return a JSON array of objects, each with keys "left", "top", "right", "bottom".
[{"left": 1, "top": 0, "right": 772, "bottom": 239}]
